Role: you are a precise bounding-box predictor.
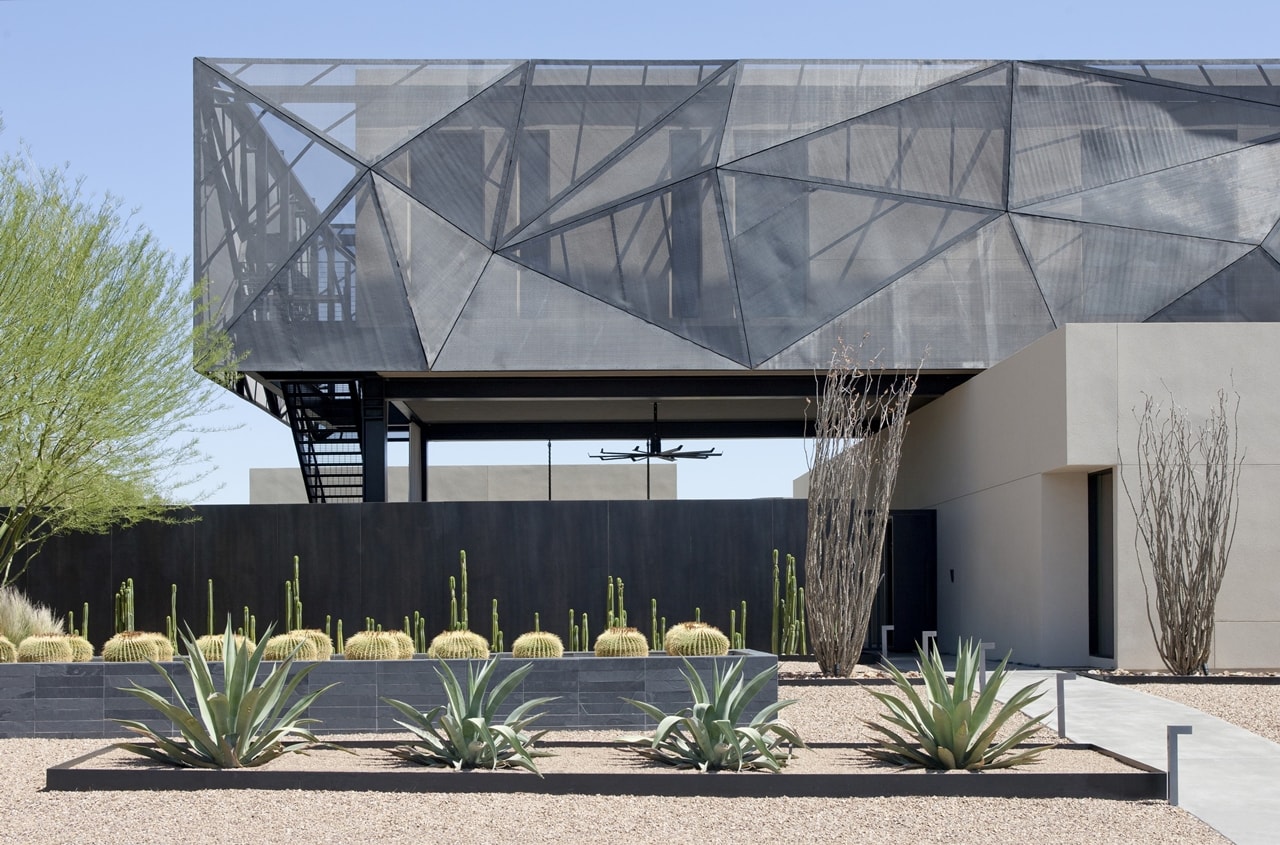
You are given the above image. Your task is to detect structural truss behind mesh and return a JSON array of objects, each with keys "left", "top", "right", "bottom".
[{"left": 195, "top": 58, "right": 1280, "bottom": 373}]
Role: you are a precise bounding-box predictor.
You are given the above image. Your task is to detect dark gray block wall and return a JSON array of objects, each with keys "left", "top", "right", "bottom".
[{"left": 0, "top": 651, "right": 778, "bottom": 738}]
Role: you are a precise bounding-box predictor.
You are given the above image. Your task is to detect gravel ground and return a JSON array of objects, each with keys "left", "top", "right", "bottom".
[
  {"left": 1120, "top": 682, "right": 1280, "bottom": 745},
  {"left": 0, "top": 676, "right": 1228, "bottom": 844}
]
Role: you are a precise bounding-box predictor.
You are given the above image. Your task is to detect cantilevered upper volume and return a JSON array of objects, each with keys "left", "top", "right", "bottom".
[{"left": 195, "top": 58, "right": 1280, "bottom": 501}]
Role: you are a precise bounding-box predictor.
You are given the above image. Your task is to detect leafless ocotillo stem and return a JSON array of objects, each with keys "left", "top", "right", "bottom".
[
  {"left": 1124, "top": 388, "right": 1242, "bottom": 675},
  {"left": 804, "top": 340, "right": 918, "bottom": 677}
]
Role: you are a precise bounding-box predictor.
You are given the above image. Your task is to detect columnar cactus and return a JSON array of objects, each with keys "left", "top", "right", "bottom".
[
  {"left": 665, "top": 622, "right": 730, "bottom": 657},
  {"left": 294, "top": 628, "right": 334, "bottom": 660},
  {"left": 512, "top": 630, "right": 564, "bottom": 658},
  {"left": 264, "top": 632, "right": 320, "bottom": 661},
  {"left": 18, "top": 634, "right": 74, "bottom": 663},
  {"left": 102, "top": 630, "right": 162, "bottom": 662},
  {"left": 67, "top": 635, "right": 95, "bottom": 662},
  {"left": 344, "top": 630, "right": 405, "bottom": 660},
  {"left": 594, "top": 626, "right": 648, "bottom": 657},
  {"left": 0, "top": 635, "right": 16, "bottom": 663},
  {"left": 427, "top": 629, "right": 489, "bottom": 659}
]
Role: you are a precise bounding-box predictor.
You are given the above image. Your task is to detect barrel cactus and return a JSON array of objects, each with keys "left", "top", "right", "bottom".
[
  {"left": 665, "top": 622, "right": 730, "bottom": 657},
  {"left": 344, "top": 630, "right": 405, "bottom": 660},
  {"left": 102, "top": 631, "right": 162, "bottom": 662},
  {"left": 427, "top": 629, "right": 489, "bottom": 660},
  {"left": 193, "top": 632, "right": 245, "bottom": 662},
  {"left": 293, "top": 628, "right": 334, "bottom": 660},
  {"left": 0, "top": 635, "right": 16, "bottom": 663},
  {"left": 19, "top": 634, "right": 74, "bottom": 662},
  {"left": 512, "top": 630, "right": 564, "bottom": 658},
  {"left": 147, "top": 632, "right": 176, "bottom": 662},
  {"left": 594, "top": 626, "right": 649, "bottom": 657},
  {"left": 264, "top": 632, "right": 319, "bottom": 661},
  {"left": 67, "top": 635, "right": 95, "bottom": 662},
  {"left": 390, "top": 630, "right": 416, "bottom": 659}
]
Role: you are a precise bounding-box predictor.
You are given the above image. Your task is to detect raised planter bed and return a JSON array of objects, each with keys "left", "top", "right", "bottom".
[
  {"left": 0, "top": 650, "right": 776, "bottom": 738},
  {"left": 46, "top": 739, "right": 1165, "bottom": 799}
]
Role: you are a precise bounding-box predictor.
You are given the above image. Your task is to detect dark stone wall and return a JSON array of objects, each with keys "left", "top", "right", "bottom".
[{"left": 18, "top": 501, "right": 934, "bottom": 653}]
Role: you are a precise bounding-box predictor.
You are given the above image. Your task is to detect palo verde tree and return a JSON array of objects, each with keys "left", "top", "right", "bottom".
[
  {"left": 1123, "top": 387, "right": 1243, "bottom": 675},
  {"left": 0, "top": 138, "right": 234, "bottom": 586},
  {"left": 804, "top": 340, "right": 918, "bottom": 677}
]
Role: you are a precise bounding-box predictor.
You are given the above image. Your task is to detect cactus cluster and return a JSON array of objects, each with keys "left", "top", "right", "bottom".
[
  {"left": 594, "top": 626, "right": 648, "bottom": 657},
  {"left": 664, "top": 622, "right": 730, "bottom": 656},
  {"left": 427, "top": 629, "right": 489, "bottom": 659},
  {"left": 772, "top": 550, "right": 808, "bottom": 655},
  {"left": 102, "top": 631, "right": 172, "bottom": 662},
  {"left": 345, "top": 630, "right": 410, "bottom": 660}
]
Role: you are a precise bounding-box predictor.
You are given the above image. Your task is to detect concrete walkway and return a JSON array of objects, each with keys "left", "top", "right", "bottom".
[{"left": 993, "top": 669, "right": 1280, "bottom": 845}]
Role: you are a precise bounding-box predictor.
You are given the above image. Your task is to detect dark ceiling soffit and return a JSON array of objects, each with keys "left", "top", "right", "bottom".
[
  {"left": 418, "top": 419, "right": 812, "bottom": 442},
  {"left": 242, "top": 373, "right": 974, "bottom": 401}
]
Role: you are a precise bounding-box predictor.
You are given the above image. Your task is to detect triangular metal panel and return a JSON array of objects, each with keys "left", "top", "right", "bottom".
[
  {"left": 1149, "top": 248, "right": 1280, "bottom": 321},
  {"left": 211, "top": 59, "right": 520, "bottom": 163},
  {"left": 722, "top": 171, "right": 996, "bottom": 366},
  {"left": 496, "top": 61, "right": 733, "bottom": 247},
  {"left": 374, "top": 176, "right": 493, "bottom": 368},
  {"left": 507, "top": 66, "right": 737, "bottom": 246},
  {"left": 500, "top": 174, "right": 750, "bottom": 365},
  {"left": 1061, "top": 61, "right": 1280, "bottom": 108},
  {"left": 760, "top": 215, "right": 1054, "bottom": 369},
  {"left": 1260, "top": 215, "right": 1280, "bottom": 264},
  {"left": 376, "top": 66, "right": 526, "bottom": 248},
  {"left": 433, "top": 255, "right": 744, "bottom": 371},
  {"left": 227, "top": 175, "right": 427, "bottom": 372},
  {"left": 718, "top": 60, "right": 997, "bottom": 164},
  {"left": 1010, "top": 63, "right": 1280, "bottom": 208},
  {"left": 195, "top": 62, "right": 363, "bottom": 327},
  {"left": 1019, "top": 141, "right": 1280, "bottom": 243},
  {"left": 727, "top": 64, "right": 1011, "bottom": 210},
  {"left": 1011, "top": 214, "right": 1252, "bottom": 323}
]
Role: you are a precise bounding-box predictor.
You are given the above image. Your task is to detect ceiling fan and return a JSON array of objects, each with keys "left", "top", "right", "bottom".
[{"left": 590, "top": 403, "right": 722, "bottom": 462}]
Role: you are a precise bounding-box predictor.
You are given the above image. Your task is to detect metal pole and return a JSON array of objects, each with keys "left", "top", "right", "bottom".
[
  {"left": 880, "top": 625, "right": 894, "bottom": 656},
  {"left": 547, "top": 440, "right": 552, "bottom": 501}
]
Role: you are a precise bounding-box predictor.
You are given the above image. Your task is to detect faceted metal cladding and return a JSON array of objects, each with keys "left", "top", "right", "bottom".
[{"left": 195, "top": 59, "right": 1280, "bottom": 373}]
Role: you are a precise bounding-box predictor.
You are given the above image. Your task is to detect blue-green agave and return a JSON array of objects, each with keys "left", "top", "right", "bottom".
[
  {"left": 619, "top": 657, "right": 805, "bottom": 772},
  {"left": 863, "top": 637, "right": 1049, "bottom": 770},
  {"left": 383, "top": 657, "right": 557, "bottom": 776},
  {"left": 113, "top": 621, "right": 339, "bottom": 768}
]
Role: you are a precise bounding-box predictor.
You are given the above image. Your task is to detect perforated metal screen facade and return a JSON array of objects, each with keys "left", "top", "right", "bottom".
[{"left": 196, "top": 59, "right": 1280, "bottom": 373}]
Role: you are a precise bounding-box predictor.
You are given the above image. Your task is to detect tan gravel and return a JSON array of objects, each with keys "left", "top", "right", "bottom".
[
  {"left": 1121, "top": 682, "right": 1280, "bottom": 745},
  {"left": 0, "top": 677, "right": 1229, "bottom": 844}
]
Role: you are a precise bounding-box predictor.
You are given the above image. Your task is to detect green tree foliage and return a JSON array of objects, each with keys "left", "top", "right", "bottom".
[{"left": 0, "top": 141, "right": 233, "bottom": 585}]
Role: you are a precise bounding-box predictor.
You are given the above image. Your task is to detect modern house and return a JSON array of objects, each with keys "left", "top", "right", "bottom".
[{"left": 195, "top": 58, "right": 1280, "bottom": 669}]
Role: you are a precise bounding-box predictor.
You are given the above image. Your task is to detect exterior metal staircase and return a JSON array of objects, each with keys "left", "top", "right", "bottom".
[{"left": 281, "top": 381, "right": 364, "bottom": 502}]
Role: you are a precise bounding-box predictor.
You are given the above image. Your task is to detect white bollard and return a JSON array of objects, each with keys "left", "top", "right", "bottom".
[
  {"left": 880, "top": 625, "right": 894, "bottom": 656},
  {"left": 1056, "top": 672, "right": 1076, "bottom": 738},
  {"left": 977, "top": 642, "right": 995, "bottom": 691},
  {"left": 1167, "top": 725, "right": 1193, "bottom": 805},
  {"left": 922, "top": 630, "right": 937, "bottom": 656}
]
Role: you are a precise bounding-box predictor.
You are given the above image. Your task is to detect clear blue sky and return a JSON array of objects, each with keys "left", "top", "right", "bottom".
[{"left": 1, "top": 0, "right": 1275, "bottom": 502}]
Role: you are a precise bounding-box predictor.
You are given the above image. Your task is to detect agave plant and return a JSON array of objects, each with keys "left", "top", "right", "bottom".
[
  {"left": 862, "top": 637, "right": 1049, "bottom": 770},
  {"left": 619, "top": 657, "right": 805, "bottom": 772},
  {"left": 383, "top": 657, "right": 556, "bottom": 776},
  {"left": 113, "top": 621, "right": 339, "bottom": 768}
]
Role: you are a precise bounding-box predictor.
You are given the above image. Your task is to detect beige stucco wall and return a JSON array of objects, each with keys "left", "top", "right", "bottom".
[
  {"left": 894, "top": 323, "right": 1280, "bottom": 670},
  {"left": 250, "top": 464, "right": 676, "bottom": 503}
]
